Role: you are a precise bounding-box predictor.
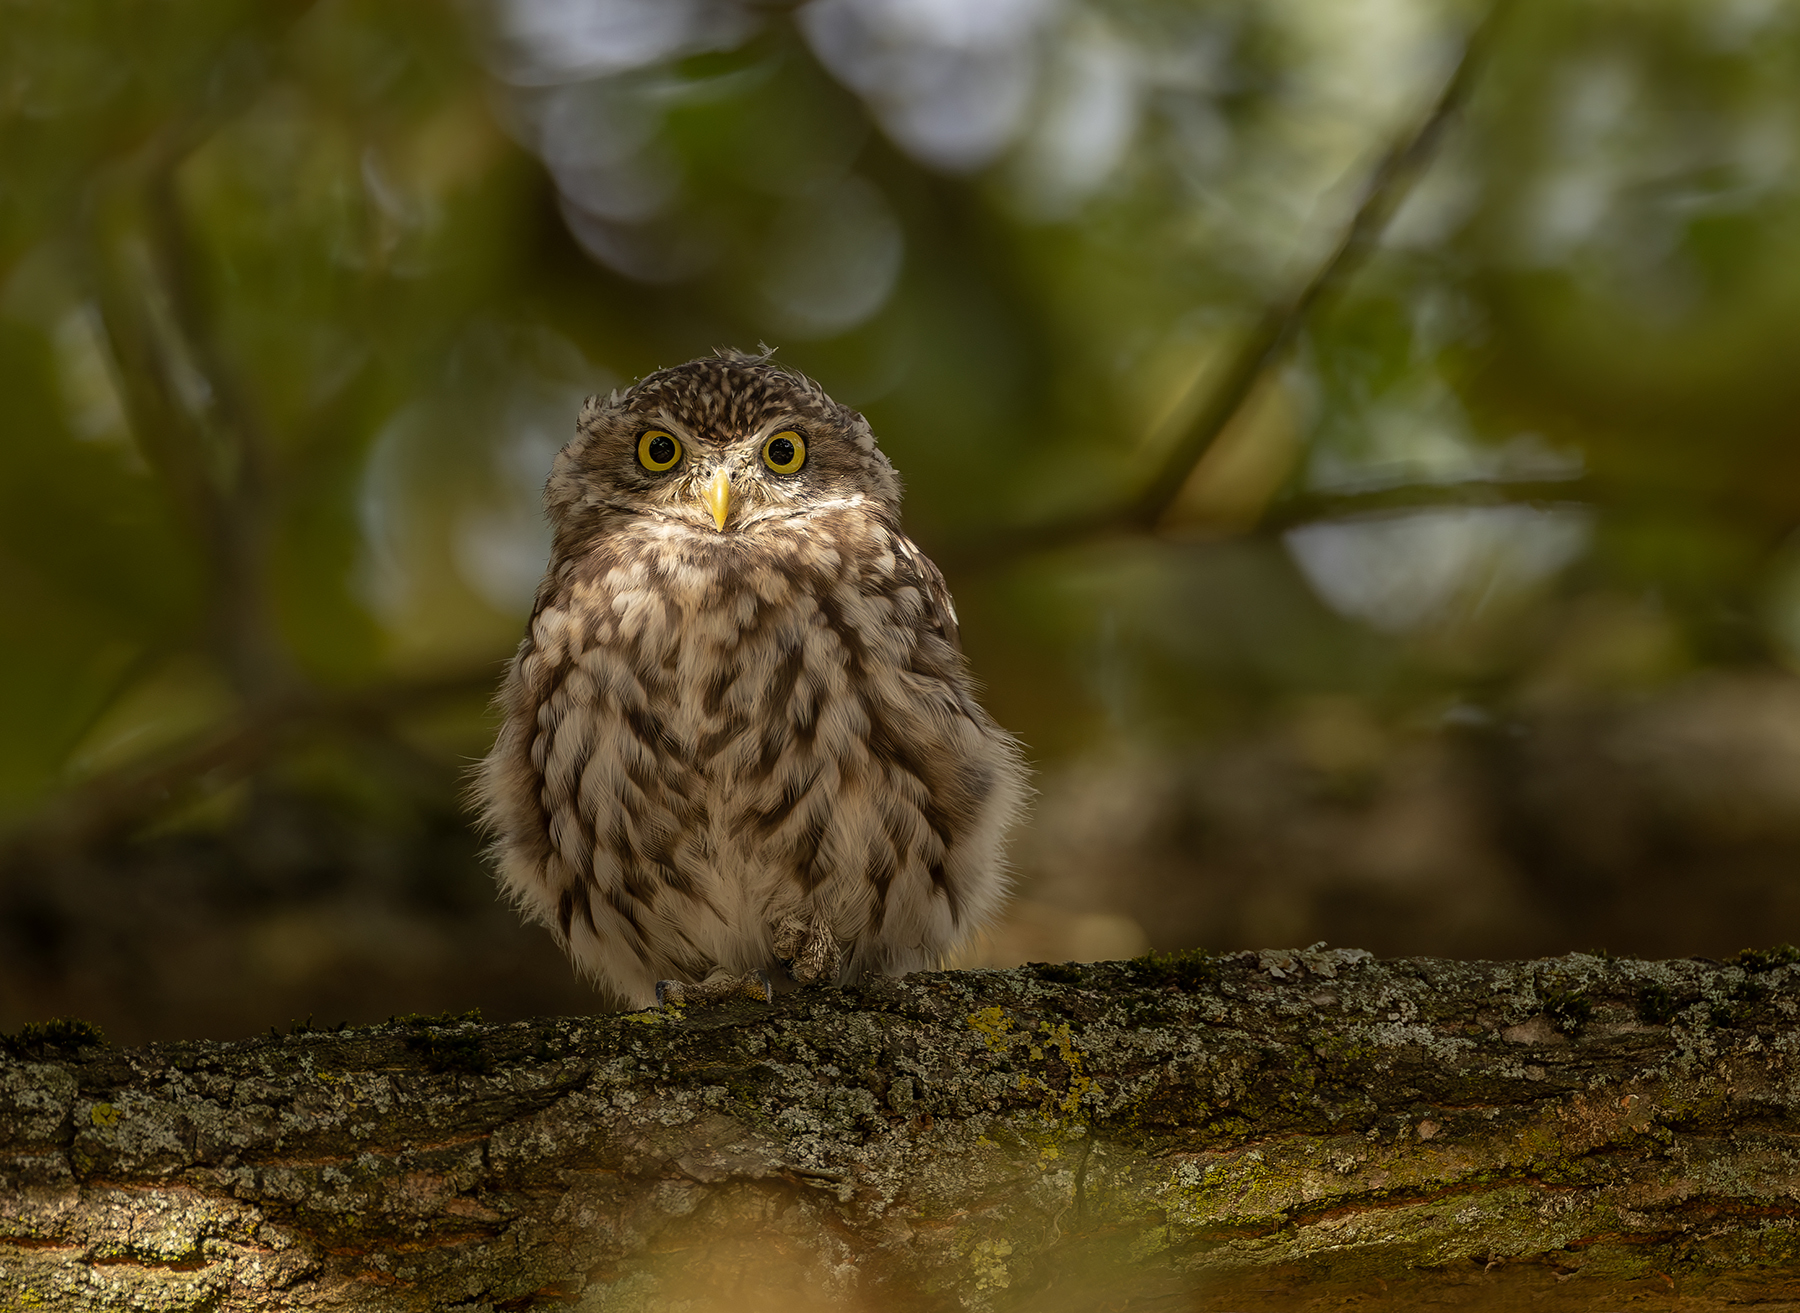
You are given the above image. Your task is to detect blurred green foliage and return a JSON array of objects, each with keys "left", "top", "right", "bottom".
[{"left": 5, "top": 0, "right": 1800, "bottom": 872}]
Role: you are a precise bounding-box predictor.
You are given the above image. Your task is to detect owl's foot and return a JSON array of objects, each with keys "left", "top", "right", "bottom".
[
  {"left": 656, "top": 969, "right": 774, "bottom": 1009},
  {"left": 772, "top": 915, "right": 841, "bottom": 986}
]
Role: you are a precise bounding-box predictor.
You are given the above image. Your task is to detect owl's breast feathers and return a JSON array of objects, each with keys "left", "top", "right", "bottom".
[{"left": 477, "top": 506, "right": 1026, "bottom": 1007}]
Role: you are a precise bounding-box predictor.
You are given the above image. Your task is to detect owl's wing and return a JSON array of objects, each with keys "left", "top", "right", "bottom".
[{"left": 892, "top": 531, "right": 962, "bottom": 655}]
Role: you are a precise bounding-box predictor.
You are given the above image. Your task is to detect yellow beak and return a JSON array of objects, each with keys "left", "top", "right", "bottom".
[{"left": 701, "top": 468, "right": 731, "bottom": 531}]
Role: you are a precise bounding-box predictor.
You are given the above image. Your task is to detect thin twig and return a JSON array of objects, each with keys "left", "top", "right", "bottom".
[
  {"left": 1257, "top": 476, "right": 1592, "bottom": 536},
  {"left": 1131, "top": 0, "right": 1512, "bottom": 531},
  {"left": 943, "top": 0, "right": 1516, "bottom": 569},
  {"left": 0, "top": 672, "right": 497, "bottom": 867},
  {"left": 82, "top": 141, "right": 223, "bottom": 567},
  {"left": 143, "top": 159, "right": 293, "bottom": 699},
  {"left": 74, "top": 7, "right": 310, "bottom": 722}
]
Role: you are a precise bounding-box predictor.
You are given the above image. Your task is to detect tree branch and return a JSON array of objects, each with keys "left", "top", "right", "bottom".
[
  {"left": 948, "top": 0, "right": 1516, "bottom": 571},
  {"left": 81, "top": 132, "right": 294, "bottom": 705},
  {"left": 73, "top": 9, "right": 310, "bottom": 720},
  {"left": 0, "top": 671, "right": 495, "bottom": 866},
  {"left": 6, "top": 950, "right": 1800, "bottom": 1309},
  {"left": 142, "top": 155, "right": 292, "bottom": 700},
  {"left": 1255, "top": 475, "right": 1592, "bottom": 535}
]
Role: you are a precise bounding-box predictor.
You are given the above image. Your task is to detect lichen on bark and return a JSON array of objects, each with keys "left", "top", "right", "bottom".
[{"left": 7, "top": 949, "right": 1800, "bottom": 1310}]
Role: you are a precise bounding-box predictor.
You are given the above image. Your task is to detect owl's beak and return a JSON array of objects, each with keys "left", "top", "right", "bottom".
[{"left": 701, "top": 468, "right": 732, "bottom": 531}]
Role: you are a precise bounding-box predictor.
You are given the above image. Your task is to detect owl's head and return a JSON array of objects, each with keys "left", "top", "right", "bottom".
[{"left": 545, "top": 349, "right": 901, "bottom": 546}]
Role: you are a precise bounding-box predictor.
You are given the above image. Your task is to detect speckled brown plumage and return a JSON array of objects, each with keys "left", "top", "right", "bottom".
[{"left": 475, "top": 350, "right": 1027, "bottom": 1009}]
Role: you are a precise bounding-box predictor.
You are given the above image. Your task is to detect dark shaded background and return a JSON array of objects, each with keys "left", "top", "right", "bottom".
[{"left": 8, "top": 0, "right": 1800, "bottom": 1046}]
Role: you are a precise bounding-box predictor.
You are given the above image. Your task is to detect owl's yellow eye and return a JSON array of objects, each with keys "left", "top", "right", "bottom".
[
  {"left": 762, "top": 430, "right": 806, "bottom": 474},
  {"left": 637, "top": 430, "right": 681, "bottom": 471}
]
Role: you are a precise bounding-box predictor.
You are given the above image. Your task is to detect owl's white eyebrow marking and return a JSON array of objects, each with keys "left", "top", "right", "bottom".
[
  {"left": 750, "top": 416, "right": 803, "bottom": 439},
  {"left": 650, "top": 410, "right": 699, "bottom": 440}
]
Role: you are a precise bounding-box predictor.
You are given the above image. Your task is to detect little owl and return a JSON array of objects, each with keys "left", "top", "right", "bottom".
[{"left": 476, "top": 349, "right": 1027, "bottom": 1009}]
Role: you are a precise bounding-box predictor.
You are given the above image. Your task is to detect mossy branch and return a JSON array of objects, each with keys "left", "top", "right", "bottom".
[{"left": 7, "top": 950, "right": 1800, "bottom": 1310}]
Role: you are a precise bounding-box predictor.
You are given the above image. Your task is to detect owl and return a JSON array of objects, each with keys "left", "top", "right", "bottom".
[{"left": 476, "top": 349, "right": 1028, "bottom": 1009}]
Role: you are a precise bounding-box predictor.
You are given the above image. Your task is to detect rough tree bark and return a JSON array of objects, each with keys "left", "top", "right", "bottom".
[{"left": 6, "top": 949, "right": 1800, "bottom": 1311}]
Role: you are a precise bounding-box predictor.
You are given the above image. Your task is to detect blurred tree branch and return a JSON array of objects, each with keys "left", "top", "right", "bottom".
[
  {"left": 12, "top": 5, "right": 349, "bottom": 860},
  {"left": 1254, "top": 475, "right": 1594, "bottom": 535},
  {"left": 82, "top": 122, "right": 290, "bottom": 702},
  {"left": 0, "top": 670, "right": 495, "bottom": 868},
  {"left": 144, "top": 152, "right": 290, "bottom": 699},
  {"left": 948, "top": 0, "right": 1518, "bottom": 571},
  {"left": 7, "top": 0, "right": 1536, "bottom": 857}
]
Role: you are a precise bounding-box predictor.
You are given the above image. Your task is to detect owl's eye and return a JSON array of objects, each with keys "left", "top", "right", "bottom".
[
  {"left": 637, "top": 430, "right": 681, "bottom": 471},
  {"left": 762, "top": 430, "right": 806, "bottom": 474}
]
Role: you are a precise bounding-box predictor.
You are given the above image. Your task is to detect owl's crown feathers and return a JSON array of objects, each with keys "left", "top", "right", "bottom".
[{"left": 545, "top": 349, "right": 901, "bottom": 549}]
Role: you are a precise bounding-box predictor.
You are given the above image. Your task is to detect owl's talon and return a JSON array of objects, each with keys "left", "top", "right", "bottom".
[
  {"left": 772, "top": 916, "right": 808, "bottom": 966},
  {"left": 657, "top": 971, "right": 773, "bottom": 1008},
  {"left": 785, "top": 918, "right": 841, "bottom": 986}
]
